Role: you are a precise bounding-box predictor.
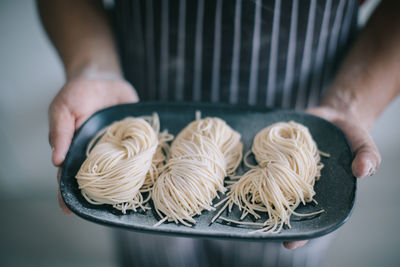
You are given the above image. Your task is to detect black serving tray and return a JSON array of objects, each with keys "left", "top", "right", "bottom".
[{"left": 60, "top": 102, "right": 356, "bottom": 241}]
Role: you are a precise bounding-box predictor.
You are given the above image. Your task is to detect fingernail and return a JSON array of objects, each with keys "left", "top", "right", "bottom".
[
  {"left": 368, "top": 164, "right": 376, "bottom": 176},
  {"left": 364, "top": 160, "right": 376, "bottom": 177}
]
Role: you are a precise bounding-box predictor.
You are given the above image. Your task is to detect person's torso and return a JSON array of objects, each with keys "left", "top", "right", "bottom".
[{"left": 112, "top": 0, "right": 358, "bottom": 110}]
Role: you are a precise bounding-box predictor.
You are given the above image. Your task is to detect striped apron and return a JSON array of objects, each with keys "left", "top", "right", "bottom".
[{"left": 110, "top": 0, "right": 359, "bottom": 266}]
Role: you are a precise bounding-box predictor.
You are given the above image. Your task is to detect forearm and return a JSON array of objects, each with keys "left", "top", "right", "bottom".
[
  {"left": 321, "top": 0, "right": 400, "bottom": 129},
  {"left": 37, "top": 0, "right": 121, "bottom": 80}
]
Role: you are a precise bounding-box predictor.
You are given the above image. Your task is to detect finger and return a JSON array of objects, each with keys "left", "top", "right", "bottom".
[
  {"left": 307, "top": 107, "right": 381, "bottom": 178},
  {"left": 49, "top": 105, "right": 75, "bottom": 166},
  {"left": 351, "top": 141, "right": 381, "bottom": 178},
  {"left": 57, "top": 168, "right": 72, "bottom": 214},
  {"left": 333, "top": 118, "right": 381, "bottom": 178},
  {"left": 283, "top": 240, "right": 308, "bottom": 250}
]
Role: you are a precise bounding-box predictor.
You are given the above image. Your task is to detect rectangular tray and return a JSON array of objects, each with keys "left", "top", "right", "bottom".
[{"left": 60, "top": 102, "right": 356, "bottom": 241}]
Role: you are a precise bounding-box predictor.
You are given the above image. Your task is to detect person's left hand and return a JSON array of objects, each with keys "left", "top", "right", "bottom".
[{"left": 282, "top": 105, "right": 381, "bottom": 250}]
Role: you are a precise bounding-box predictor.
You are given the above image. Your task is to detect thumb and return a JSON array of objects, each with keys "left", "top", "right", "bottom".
[
  {"left": 342, "top": 123, "right": 381, "bottom": 178},
  {"left": 308, "top": 108, "right": 381, "bottom": 178},
  {"left": 49, "top": 105, "right": 75, "bottom": 166},
  {"left": 330, "top": 117, "right": 381, "bottom": 178}
]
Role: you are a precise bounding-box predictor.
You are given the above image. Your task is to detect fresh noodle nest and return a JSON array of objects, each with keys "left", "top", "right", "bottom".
[
  {"left": 152, "top": 116, "right": 243, "bottom": 226},
  {"left": 76, "top": 114, "right": 172, "bottom": 213},
  {"left": 213, "top": 121, "right": 327, "bottom": 233}
]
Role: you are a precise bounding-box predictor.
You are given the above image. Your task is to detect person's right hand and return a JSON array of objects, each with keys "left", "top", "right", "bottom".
[{"left": 49, "top": 74, "right": 139, "bottom": 213}]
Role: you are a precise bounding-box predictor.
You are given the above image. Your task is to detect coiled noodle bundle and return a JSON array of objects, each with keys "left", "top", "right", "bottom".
[
  {"left": 213, "top": 121, "right": 326, "bottom": 233},
  {"left": 153, "top": 115, "right": 243, "bottom": 226},
  {"left": 76, "top": 114, "right": 172, "bottom": 213}
]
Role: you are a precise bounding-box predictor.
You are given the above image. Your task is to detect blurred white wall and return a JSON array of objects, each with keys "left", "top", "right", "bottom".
[
  {"left": 0, "top": 1, "right": 116, "bottom": 267},
  {"left": 0, "top": 0, "right": 62, "bottom": 198},
  {"left": 0, "top": 0, "right": 399, "bottom": 266}
]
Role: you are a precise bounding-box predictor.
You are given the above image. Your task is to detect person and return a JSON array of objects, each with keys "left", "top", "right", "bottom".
[{"left": 37, "top": 0, "right": 399, "bottom": 266}]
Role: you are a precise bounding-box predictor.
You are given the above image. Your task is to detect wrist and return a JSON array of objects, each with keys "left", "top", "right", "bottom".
[
  {"left": 66, "top": 56, "right": 123, "bottom": 81},
  {"left": 69, "top": 65, "right": 123, "bottom": 81}
]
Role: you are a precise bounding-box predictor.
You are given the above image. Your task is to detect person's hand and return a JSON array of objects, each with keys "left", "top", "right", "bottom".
[
  {"left": 49, "top": 74, "right": 139, "bottom": 213},
  {"left": 282, "top": 105, "right": 381, "bottom": 250}
]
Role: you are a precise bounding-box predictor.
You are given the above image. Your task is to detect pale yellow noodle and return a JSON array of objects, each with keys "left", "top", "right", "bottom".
[
  {"left": 212, "top": 121, "right": 328, "bottom": 233},
  {"left": 76, "top": 113, "right": 173, "bottom": 214},
  {"left": 152, "top": 115, "right": 243, "bottom": 226}
]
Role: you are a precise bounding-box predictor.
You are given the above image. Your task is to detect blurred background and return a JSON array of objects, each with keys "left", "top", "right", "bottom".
[{"left": 0, "top": 0, "right": 398, "bottom": 266}]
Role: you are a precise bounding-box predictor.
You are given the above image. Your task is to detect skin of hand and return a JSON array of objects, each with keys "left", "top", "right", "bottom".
[{"left": 49, "top": 75, "right": 139, "bottom": 214}]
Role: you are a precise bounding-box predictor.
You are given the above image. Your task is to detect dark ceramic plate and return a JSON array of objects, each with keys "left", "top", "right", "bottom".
[{"left": 60, "top": 102, "right": 356, "bottom": 241}]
